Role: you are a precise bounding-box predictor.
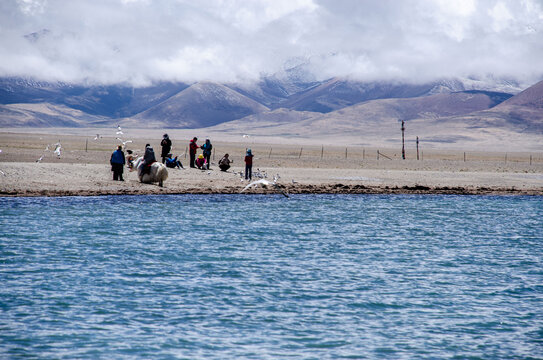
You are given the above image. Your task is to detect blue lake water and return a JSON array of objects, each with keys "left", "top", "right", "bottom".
[{"left": 1, "top": 194, "right": 542, "bottom": 359}]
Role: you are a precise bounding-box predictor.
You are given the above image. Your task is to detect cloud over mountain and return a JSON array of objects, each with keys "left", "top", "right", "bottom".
[{"left": 1, "top": 0, "right": 542, "bottom": 86}]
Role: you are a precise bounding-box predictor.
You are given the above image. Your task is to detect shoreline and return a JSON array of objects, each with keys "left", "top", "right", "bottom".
[{"left": 2, "top": 184, "right": 541, "bottom": 197}]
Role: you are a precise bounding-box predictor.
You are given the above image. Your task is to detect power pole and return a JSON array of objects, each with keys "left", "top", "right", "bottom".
[{"left": 401, "top": 120, "right": 405, "bottom": 160}]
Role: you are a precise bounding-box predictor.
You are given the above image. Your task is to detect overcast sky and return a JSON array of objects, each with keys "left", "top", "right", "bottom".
[{"left": 1, "top": 0, "right": 542, "bottom": 86}]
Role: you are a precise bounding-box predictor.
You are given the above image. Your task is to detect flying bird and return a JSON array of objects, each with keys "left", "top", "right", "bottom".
[{"left": 116, "top": 138, "right": 133, "bottom": 146}]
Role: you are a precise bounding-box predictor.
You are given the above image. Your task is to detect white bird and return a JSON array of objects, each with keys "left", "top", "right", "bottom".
[
  {"left": 44, "top": 145, "right": 50, "bottom": 151},
  {"left": 241, "top": 176, "right": 289, "bottom": 198},
  {"left": 242, "top": 134, "right": 250, "bottom": 138},
  {"left": 116, "top": 125, "right": 123, "bottom": 135},
  {"left": 291, "top": 179, "right": 297, "bottom": 184},
  {"left": 0, "top": 169, "right": 5, "bottom": 176},
  {"left": 36, "top": 155, "right": 44, "bottom": 163},
  {"left": 94, "top": 134, "right": 101, "bottom": 140},
  {"left": 116, "top": 137, "right": 133, "bottom": 146},
  {"left": 53, "top": 143, "right": 61, "bottom": 157}
]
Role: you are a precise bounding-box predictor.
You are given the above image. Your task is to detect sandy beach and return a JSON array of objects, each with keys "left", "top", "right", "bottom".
[{"left": 1, "top": 129, "right": 542, "bottom": 197}]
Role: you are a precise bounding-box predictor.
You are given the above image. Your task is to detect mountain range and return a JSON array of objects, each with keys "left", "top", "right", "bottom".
[{"left": 0, "top": 73, "right": 541, "bottom": 148}]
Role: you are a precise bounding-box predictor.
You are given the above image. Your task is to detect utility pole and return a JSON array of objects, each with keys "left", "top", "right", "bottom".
[{"left": 401, "top": 120, "right": 405, "bottom": 160}]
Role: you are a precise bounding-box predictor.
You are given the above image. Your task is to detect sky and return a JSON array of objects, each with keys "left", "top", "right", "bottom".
[{"left": 1, "top": 0, "right": 542, "bottom": 87}]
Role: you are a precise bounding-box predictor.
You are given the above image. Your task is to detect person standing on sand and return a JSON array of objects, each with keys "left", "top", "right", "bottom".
[
  {"left": 244, "top": 148, "right": 253, "bottom": 180},
  {"left": 160, "top": 134, "right": 172, "bottom": 163},
  {"left": 201, "top": 139, "right": 212, "bottom": 170},
  {"left": 189, "top": 137, "right": 199, "bottom": 168},
  {"left": 110, "top": 145, "right": 125, "bottom": 181}
]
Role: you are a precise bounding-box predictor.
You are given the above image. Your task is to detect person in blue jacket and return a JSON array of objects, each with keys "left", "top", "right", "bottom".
[
  {"left": 201, "top": 139, "right": 212, "bottom": 170},
  {"left": 110, "top": 145, "right": 125, "bottom": 181}
]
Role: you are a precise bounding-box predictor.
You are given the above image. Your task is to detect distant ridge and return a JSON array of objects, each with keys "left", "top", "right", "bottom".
[{"left": 133, "top": 82, "right": 269, "bottom": 128}]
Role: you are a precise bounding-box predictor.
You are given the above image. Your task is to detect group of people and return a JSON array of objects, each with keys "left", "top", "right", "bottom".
[{"left": 110, "top": 134, "right": 256, "bottom": 180}]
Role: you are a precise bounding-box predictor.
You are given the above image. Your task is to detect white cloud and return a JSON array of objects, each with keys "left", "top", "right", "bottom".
[{"left": 0, "top": 0, "right": 542, "bottom": 86}]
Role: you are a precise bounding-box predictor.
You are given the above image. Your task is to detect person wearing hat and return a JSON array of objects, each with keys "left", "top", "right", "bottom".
[
  {"left": 110, "top": 145, "right": 125, "bottom": 181},
  {"left": 195, "top": 154, "right": 206, "bottom": 169},
  {"left": 244, "top": 148, "right": 253, "bottom": 180},
  {"left": 160, "top": 133, "right": 172, "bottom": 164}
]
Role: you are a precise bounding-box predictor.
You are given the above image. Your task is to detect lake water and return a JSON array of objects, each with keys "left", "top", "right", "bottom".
[{"left": 1, "top": 194, "right": 542, "bottom": 359}]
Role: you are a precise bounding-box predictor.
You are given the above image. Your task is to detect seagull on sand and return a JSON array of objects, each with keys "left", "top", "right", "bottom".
[
  {"left": 94, "top": 134, "right": 101, "bottom": 140},
  {"left": 116, "top": 125, "right": 123, "bottom": 135},
  {"left": 241, "top": 175, "right": 288, "bottom": 198},
  {"left": 53, "top": 143, "right": 61, "bottom": 157}
]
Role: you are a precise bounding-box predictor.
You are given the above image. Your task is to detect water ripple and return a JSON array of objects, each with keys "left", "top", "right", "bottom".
[{"left": 1, "top": 194, "right": 542, "bottom": 359}]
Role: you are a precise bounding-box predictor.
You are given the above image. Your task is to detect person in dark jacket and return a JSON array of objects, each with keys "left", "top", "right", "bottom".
[
  {"left": 244, "top": 148, "right": 253, "bottom": 180},
  {"left": 110, "top": 145, "right": 125, "bottom": 181},
  {"left": 201, "top": 139, "right": 212, "bottom": 170},
  {"left": 160, "top": 134, "right": 172, "bottom": 163},
  {"left": 189, "top": 137, "right": 199, "bottom": 168},
  {"left": 218, "top": 153, "right": 232, "bottom": 171},
  {"left": 142, "top": 144, "right": 156, "bottom": 175}
]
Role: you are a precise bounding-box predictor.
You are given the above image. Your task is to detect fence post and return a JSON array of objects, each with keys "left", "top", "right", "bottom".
[
  {"left": 464, "top": 152, "right": 466, "bottom": 162},
  {"left": 530, "top": 154, "right": 532, "bottom": 165},
  {"left": 185, "top": 146, "right": 188, "bottom": 159},
  {"left": 377, "top": 150, "right": 379, "bottom": 160},
  {"left": 345, "top": 147, "right": 348, "bottom": 159},
  {"left": 213, "top": 147, "right": 215, "bottom": 161},
  {"left": 269, "top": 148, "right": 272, "bottom": 159},
  {"left": 321, "top": 145, "right": 323, "bottom": 159},
  {"left": 505, "top": 153, "right": 507, "bottom": 164},
  {"left": 363, "top": 148, "right": 365, "bottom": 160},
  {"left": 299, "top": 147, "right": 303, "bottom": 158},
  {"left": 85, "top": 139, "right": 88, "bottom": 152}
]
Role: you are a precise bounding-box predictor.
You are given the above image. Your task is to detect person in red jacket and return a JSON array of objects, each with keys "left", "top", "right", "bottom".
[
  {"left": 189, "top": 137, "right": 199, "bottom": 168},
  {"left": 244, "top": 148, "right": 253, "bottom": 180}
]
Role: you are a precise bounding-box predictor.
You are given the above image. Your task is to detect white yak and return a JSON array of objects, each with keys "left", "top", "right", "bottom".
[{"left": 133, "top": 157, "right": 168, "bottom": 187}]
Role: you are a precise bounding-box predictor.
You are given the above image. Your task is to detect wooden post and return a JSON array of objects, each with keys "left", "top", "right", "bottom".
[
  {"left": 377, "top": 150, "right": 380, "bottom": 160},
  {"left": 298, "top": 147, "right": 303, "bottom": 158},
  {"left": 321, "top": 145, "right": 323, "bottom": 159},
  {"left": 505, "top": 153, "right": 507, "bottom": 163},
  {"left": 464, "top": 152, "right": 466, "bottom": 162},
  {"left": 416, "top": 136, "right": 419, "bottom": 160},
  {"left": 530, "top": 154, "right": 532, "bottom": 165},
  {"left": 185, "top": 146, "right": 188, "bottom": 159},
  {"left": 85, "top": 139, "right": 88, "bottom": 152},
  {"left": 213, "top": 147, "right": 215, "bottom": 161},
  {"left": 345, "top": 147, "right": 348, "bottom": 159},
  {"left": 401, "top": 120, "right": 405, "bottom": 160},
  {"left": 363, "top": 148, "right": 365, "bottom": 160},
  {"left": 269, "top": 148, "right": 272, "bottom": 158}
]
